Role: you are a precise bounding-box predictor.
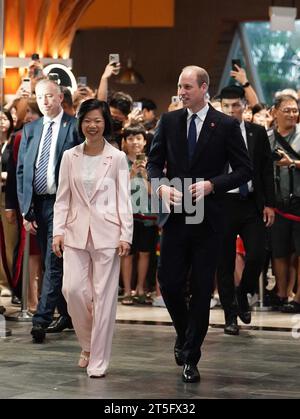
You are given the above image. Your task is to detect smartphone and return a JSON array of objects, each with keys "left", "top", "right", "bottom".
[
  {"left": 136, "top": 153, "right": 146, "bottom": 163},
  {"left": 32, "top": 53, "right": 40, "bottom": 61},
  {"left": 172, "top": 96, "right": 180, "bottom": 104},
  {"left": 77, "top": 76, "right": 87, "bottom": 87},
  {"left": 21, "top": 78, "right": 31, "bottom": 92},
  {"left": 232, "top": 59, "right": 241, "bottom": 70},
  {"left": 109, "top": 54, "right": 120, "bottom": 65},
  {"left": 133, "top": 102, "right": 143, "bottom": 112}
]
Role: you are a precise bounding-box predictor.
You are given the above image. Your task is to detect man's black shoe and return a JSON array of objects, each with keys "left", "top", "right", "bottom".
[
  {"left": 31, "top": 324, "right": 46, "bottom": 343},
  {"left": 45, "top": 316, "right": 73, "bottom": 333},
  {"left": 236, "top": 287, "right": 251, "bottom": 324},
  {"left": 281, "top": 300, "right": 300, "bottom": 313},
  {"left": 182, "top": 364, "right": 200, "bottom": 383},
  {"left": 174, "top": 338, "right": 184, "bottom": 366},
  {"left": 224, "top": 318, "right": 239, "bottom": 336},
  {"left": 11, "top": 295, "right": 21, "bottom": 305},
  {"left": 174, "top": 345, "right": 184, "bottom": 366}
]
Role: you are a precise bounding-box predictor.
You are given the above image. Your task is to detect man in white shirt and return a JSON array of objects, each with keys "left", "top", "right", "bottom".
[
  {"left": 17, "top": 79, "right": 81, "bottom": 343},
  {"left": 217, "top": 85, "right": 275, "bottom": 336}
]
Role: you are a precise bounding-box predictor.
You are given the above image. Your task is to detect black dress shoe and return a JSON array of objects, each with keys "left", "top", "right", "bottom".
[
  {"left": 182, "top": 364, "right": 200, "bottom": 383},
  {"left": 45, "top": 316, "right": 73, "bottom": 333},
  {"left": 11, "top": 295, "right": 21, "bottom": 305},
  {"left": 31, "top": 324, "right": 46, "bottom": 343},
  {"left": 236, "top": 287, "right": 251, "bottom": 324},
  {"left": 174, "top": 338, "right": 184, "bottom": 366},
  {"left": 224, "top": 318, "right": 239, "bottom": 336},
  {"left": 281, "top": 301, "right": 300, "bottom": 313},
  {"left": 174, "top": 345, "right": 184, "bottom": 366}
]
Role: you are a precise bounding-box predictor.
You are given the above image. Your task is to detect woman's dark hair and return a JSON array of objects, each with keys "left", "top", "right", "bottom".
[
  {"left": 1, "top": 110, "right": 14, "bottom": 139},
  {"left": 77, "top": 99, "right": 112, "bottom": 139},
  {"left": 252, "top": 103, "right": 267, "bottom": 116}
]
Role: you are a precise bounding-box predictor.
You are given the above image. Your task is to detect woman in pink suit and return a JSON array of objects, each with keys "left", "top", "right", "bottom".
[{"left": 52, "top": 99, "right": 133, "bottom": 378}]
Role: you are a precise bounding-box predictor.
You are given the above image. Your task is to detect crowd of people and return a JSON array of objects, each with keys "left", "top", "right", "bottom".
[{"left": 1, "top": 57, "right": 300, "bottom": 382}]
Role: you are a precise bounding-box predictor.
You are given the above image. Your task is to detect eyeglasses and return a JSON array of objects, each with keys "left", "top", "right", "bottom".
[{"left": 279, "top": 108, "right": 299, "bottom": 115}]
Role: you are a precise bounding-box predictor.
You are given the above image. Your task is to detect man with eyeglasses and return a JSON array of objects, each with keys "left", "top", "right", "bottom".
[{"left": 269, "top": 94, "right": 300, "bottom": 314}]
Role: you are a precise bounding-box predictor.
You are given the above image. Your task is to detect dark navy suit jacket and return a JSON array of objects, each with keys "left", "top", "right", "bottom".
[
  {"left": 147, "top": 105, "right": 253, "bottom": 230},
  {"left": 16, "top": 112, "right": 81, "bottom": 219}
]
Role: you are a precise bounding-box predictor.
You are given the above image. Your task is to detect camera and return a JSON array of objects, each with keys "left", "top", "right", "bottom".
[
  {"left": 31, "top": 53, "right": 40, "bottom": 61},
  {"left": 272, "top": 147, "right": 284, "bottom": 161}
]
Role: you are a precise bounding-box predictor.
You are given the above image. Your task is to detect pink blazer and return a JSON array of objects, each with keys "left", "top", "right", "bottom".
[{"left": 53, "top": 141, "right": 133, "bottom": 250}]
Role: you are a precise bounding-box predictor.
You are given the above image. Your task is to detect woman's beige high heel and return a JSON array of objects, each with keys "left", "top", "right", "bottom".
[{"left": 78, "top": 351, "right": 90, "bottom": 368}]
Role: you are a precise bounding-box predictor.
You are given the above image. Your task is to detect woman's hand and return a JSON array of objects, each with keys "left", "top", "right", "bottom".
[
  {"left": 52, "top": 235, "right": 65, "bottom": 258},
  {"left": 118, "top": 241, "right": 131, "bottom": 257}
]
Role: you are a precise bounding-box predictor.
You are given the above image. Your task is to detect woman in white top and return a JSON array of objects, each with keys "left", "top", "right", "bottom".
[{"left": 52, "top": 99, "right": 133, "bottom": 378}]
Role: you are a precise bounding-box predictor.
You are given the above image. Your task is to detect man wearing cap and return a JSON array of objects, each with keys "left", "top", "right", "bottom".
[{"left": 217, "top": 85, "right": 275, "bottom": 336}]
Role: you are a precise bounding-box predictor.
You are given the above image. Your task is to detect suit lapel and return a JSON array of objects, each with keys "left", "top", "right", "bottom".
[
  {"left": 30, "top": 118, "right": 44, "bottom": 164},
  {"left": 191, "top": 106, "right": 219, "bottom": 167},
  {"left": 55, "top": 113, "right": 71, "bottom": 164},
  {"left": 72, "top": 142, "right": 113, "bottom": 205},
  {"left": 245, "top": 122, "right": 255, "bottom": 160}
]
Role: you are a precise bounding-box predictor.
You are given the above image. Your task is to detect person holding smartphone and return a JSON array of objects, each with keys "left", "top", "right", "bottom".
[
  {"left": 121, "top": 124, "right": 158, "bottom": 306},
  {"left": 230, "top": 61, "right": 259, "bottom": 108}
]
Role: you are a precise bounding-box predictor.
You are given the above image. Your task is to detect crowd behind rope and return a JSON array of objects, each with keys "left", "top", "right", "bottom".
[{"left": 1, "top": 58, "right": 300, "bottom": 337}]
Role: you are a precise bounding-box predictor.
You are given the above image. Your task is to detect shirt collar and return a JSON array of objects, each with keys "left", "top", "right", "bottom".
[
  {"left": 187, "top": 104, "right": 210, "bottom": 122},
  {"left": 240, "top": 120, "right": 245, "bottom": 131},
  {"left": 43, "top": 108, "right": 64, "bottom": 126}
]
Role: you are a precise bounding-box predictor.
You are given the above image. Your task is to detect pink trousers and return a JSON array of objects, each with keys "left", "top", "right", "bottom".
[{"left": 62, "top": 235, "right": 120, "bottom": 377}]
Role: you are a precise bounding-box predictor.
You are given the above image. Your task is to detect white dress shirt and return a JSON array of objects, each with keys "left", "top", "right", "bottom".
[
  {"left": 186, "top": 104, "right": 210, "bottom": 140},
  {"left": 228, "top": 121, "right": 253, "bottom": 193},
  {"left": 35, "top": 109, "right": 64, "bottom": 194}
]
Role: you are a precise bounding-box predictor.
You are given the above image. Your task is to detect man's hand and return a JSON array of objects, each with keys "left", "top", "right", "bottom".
[
  {"left": 159, "top": 185, "right": 183, "bottom": 212},
  {"left": 119, "top": 241, "right": 131, "bottom": 257},
  {"left": 230, "top": 65, "right": 248, "bottom": 86},
  {"left": 276, "top": 150, "right": 294, "bottom": 167},
  {"left": 189, "top": 181, "right": 214, "bottom": 202},
  {"left": 263, "top": 207, "right": 275, "bottom": 228},
  {"left": 5, "top": 210, "right": 17, "bottom": 225},
  {"left": 52, "top": 235, "right": 65, "bottom": 258},
  {"left": 23, "top": 219, "right": 38, "bottom": 235}
]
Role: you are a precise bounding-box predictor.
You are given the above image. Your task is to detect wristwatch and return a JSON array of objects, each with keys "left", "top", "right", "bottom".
[
  {"left": 289, "top": 161, "right": 297, "bottom": 169},
  {"left": 242, "top": 81, "right": 250, "bottom": 88}
]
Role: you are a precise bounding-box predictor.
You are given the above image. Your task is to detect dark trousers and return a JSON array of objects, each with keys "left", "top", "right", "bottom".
[
  {"left": 158, "top": 214, "right": 222, "bottom": 365},
  {"left": 217, "top": 194, "right": 266, "bottom": 319},
  {"left": 32, "top": 196, "right": 69, "bottom": 327}
]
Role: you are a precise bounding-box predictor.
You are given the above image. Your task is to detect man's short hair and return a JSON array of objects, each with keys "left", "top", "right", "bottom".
[
  {"left": 138, "top": 98, "right": 157, "bottom": 111},
  {"left": 219, "top": 85, "right": 245, "bottom": 100},
  {"left": 35, "top": 79, "right": 61, "bottom": 94},
  {"left": 182, "top": 66, "right": 210, "bottom": 88}
]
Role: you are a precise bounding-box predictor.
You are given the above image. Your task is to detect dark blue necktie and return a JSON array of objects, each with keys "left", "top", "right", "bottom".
[
  {"left": 188, "top": 114, "right": 197, "bottom": 161},
  {"left": 34, "top": 121, "right": 54, "bottom": 195},
  {"left": 239, "top": 183, "right": 249, "bottom": 197}
]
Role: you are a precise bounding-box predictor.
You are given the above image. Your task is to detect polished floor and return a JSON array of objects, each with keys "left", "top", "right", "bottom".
[{"left": 1, "top": 298, "right": 300, "bottom": 399}]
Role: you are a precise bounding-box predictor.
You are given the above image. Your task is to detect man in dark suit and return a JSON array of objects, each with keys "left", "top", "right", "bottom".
[
  {"left": 147, "top": 66, "right": 252, "bottom": 383},
  {"left": 17, "top": 79, "right": 81, "bottom": 343},
  {"left": 217, "top": 85, "right": 275, "bottom": 336}
]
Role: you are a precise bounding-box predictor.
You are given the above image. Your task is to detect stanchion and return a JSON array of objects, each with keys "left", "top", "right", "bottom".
[
  {"left": 6, "top": 231, "right": 33, "bottom": 322},
  {"left": 252, "top": 273, "right": 272, "bottom": 312}
]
